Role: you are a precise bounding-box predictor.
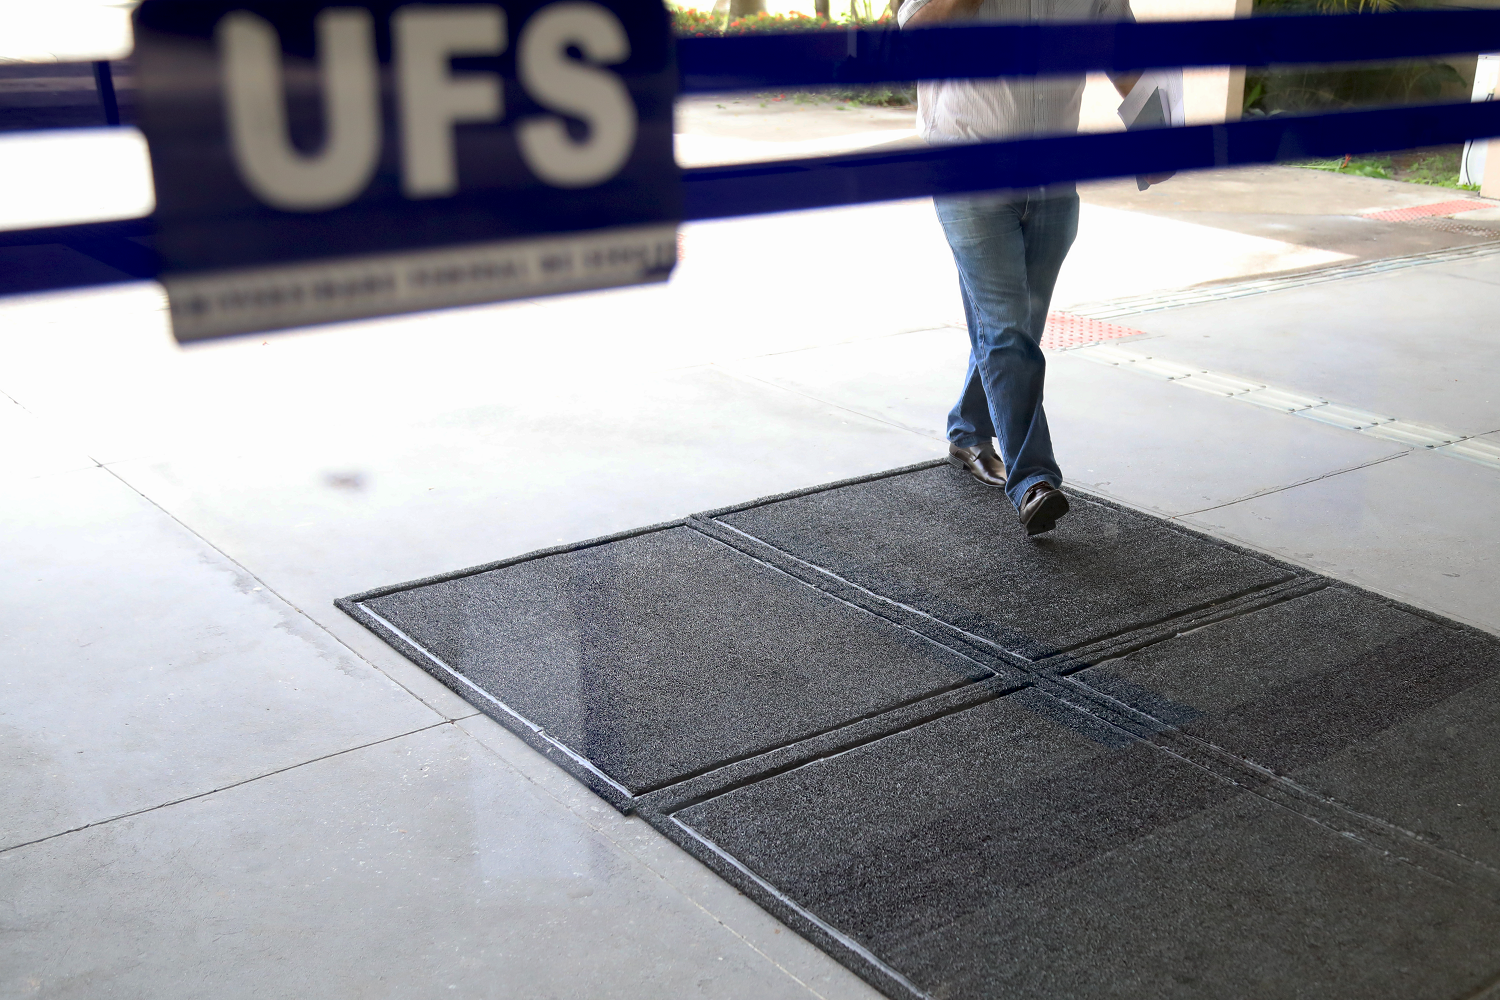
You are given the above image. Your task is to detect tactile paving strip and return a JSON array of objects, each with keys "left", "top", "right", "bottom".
[
  {"left": 1066, "top": 343, "right": 1500, "bottom": 469},
  {"left": 1361, "top": 199, "right": 1494, "bottom": 222},
  {"left": 1040, "top": 311, "right": 1148, "bottom": 350}
]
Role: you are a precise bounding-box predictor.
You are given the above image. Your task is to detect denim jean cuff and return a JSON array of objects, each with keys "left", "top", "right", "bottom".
[{"left": 1007, "top": 472, "right": 1061, "bottom": 510}]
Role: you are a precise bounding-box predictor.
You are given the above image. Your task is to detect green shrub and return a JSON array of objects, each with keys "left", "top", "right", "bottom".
[
  {"left": 1243, "top": 60, "right": 1467, "bottom": 117},
  {"left": 672, "top": 6, "right": 913, "bottom": 105},
  {"left": 1291, "top": 147, "right": 1478, "bottom": 190},
  {"left": 670, "top": 5, "right": 896, "bottom": 36},
  {"left": 671, "top": 6, "right": 722, "bottom": 34}
]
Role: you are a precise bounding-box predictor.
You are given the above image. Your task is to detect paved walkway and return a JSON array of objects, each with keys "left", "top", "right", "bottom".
[{"left": 3, "top": 116, "right": 1500, "bottom": 997}]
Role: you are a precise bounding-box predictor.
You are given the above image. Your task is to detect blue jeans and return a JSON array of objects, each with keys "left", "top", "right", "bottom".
[{"left": 935, "top": 191, "right": 1079, "bottom": 509}]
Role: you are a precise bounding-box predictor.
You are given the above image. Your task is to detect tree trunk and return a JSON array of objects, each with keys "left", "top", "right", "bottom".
[
  {"left": 815, "top": 0, "right": 830, "bottom": 18},
  {"left": 729, "top": 0, "right": 764, "bottom": 15}
]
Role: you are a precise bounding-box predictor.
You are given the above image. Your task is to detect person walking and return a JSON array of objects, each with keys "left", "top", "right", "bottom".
[{"left": 899, "top": 0, "right": 1163, "bottom": 535}]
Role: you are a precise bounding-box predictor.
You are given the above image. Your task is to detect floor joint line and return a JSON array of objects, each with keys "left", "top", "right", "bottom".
[
  {"left": 96, "top": 464, "right": 468, "bottom": 719},
  {"left": 0, "top": 720, "right": 450, "bottom": 856},
  {"left": 1176, "top": 450, "right": 1412, "bottom": 517}
]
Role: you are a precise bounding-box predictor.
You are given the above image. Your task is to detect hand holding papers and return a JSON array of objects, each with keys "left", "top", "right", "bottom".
[{"left": 1118, "top": 70, "right": 1185, "bottom": 190}]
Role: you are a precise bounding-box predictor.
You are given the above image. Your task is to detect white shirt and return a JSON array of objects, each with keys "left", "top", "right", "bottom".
[{"left": 896, "top": 0, "right": 1134, "bottom": 146}]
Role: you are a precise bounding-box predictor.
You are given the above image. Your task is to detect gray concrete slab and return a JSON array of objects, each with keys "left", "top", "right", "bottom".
[
  {"left": 1046, "top": 356, "right": 1408, "bottom": 515},
  {"left": 1181, "top": 447, "right": 1500, "bottom": 634},
  {"left": 723, "top": 327, "right": 967, "bottom": 440},
  {"left": 674, "top": 94, "right": 922, "bottom": 167},
  {"left": 454, "top": 713, "right": 886, "bottom": 1000},
  {"left": 725, "top": 329, "right": 1406, "bottom": 517},
  {"left": 1080, "top": 165, "right": 1484, "bottom": 218},
  {"left": 0, "top": 723, "right": 856, "bottom": 1000},
  {"left": 107, "top": 364, "right": 941, "bottom": 636},
  {"left": 676, "top": 94, "right": 918, "bottom": 145},
  {"left": 0, "top": 467, "right": 442, "bottom": 851},
  {"left": 0, "top": 202, "right": 1368, "bottom": 471},
  {"left": 1445, "top": 257, "right": 1500, "bottom": 289},
  {"left": 0, "top": 392, "right": 95, "bottom": 481},
  {"left": 0, "top": 214, "right": 962, "bottom": 466},
  {"left": 1140, "top": 210, "right": 1495, "bottom": 262},
  {"left": 1080, "top": 165, "right": 1500, "bottom": 262},
  {"left": 1113, "top": 262, "right": 1500, "bottom": 437},
  {"left": 98, "top": 358, "right": 941, "bottom": 724}
]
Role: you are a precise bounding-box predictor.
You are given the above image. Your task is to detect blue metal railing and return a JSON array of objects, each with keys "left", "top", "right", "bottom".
[
  {"left": 679, "top": 11, "right": 1500, "bottom": 90},
  {"left": 3, "top": 9, "right": 1498, "bottom": 298}
]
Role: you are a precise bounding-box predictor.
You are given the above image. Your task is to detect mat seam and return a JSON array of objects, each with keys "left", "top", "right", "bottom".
[
  {"left": 649, "top": 678, "right": 1022, "bottom": 815},
  {"left": 687, "top": 524, "right": 1010, "bottom": 676},
  {"left": 691, "top": 472, "right": 1500, "bottom": 892},
  {"left": 688, "top": 515, "right": 1033, "bottom": 670},
  {"left": 697, "top": 511, "right": 1300, "bottom": 669},
  {"left": 1044, "top": 577, "right": 1332, "bottom": 673},
  {"left": 710, "top": 464, "right": 1307, "bottom": 579},
  {"left": 1049, "top": 677, "right": 1500, "bottom": 894},
  {"left": 345, "top": 527, "right": 1009, "bottom": 812},
  {"left": 631, "top": 676, "right": 985, "bottom": 798}
]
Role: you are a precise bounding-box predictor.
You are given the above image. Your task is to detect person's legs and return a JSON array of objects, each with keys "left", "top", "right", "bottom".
[
  {"left": 936, "top": 192, "right": 1076, "bottom": 510},
  {"left": 1019, "top": 192, "right": 1080, "bottom": 347},
  {"left": 945, "top": 280, "right": 998, "bottom": 450}
]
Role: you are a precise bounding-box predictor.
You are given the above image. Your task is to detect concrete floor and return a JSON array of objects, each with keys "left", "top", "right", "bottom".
[{"left": 4, "top": 122, "right": 1500, "bottom": 997}]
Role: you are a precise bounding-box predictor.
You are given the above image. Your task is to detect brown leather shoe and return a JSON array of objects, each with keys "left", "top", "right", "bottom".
[
  {"left": 1018, "top": 482, "right": 1069, "bottom": 536},
  {"left": 947, "top": 442, "right": 1007, "bottom": 488}
]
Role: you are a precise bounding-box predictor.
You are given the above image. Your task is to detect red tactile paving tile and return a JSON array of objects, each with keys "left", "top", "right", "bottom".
[
  {"left": 1041, "top": 311, "right": 1147, "bottom": 350},
  {"left": 1361, "top": 200, "right": 1494, "bottom": 222}
]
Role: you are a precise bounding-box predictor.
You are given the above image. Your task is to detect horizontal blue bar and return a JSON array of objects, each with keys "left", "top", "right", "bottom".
[
  {"left": 5, "top": 97, "right": 1499, "bottom": 299},
  {"left": 681, "top": 98, "right": 1500, "bottom": 220},
  {"left": 679, "top": 10, "right": 1500, "bottom": 91}
]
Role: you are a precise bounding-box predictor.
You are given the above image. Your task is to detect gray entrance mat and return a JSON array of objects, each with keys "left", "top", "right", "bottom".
[{"left": 340, "top": 461, "right": 1500, "bottom": 1000}]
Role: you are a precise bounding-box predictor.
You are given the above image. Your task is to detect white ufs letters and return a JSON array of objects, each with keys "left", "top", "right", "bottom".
[
  {"left": 215, "top": 2, "right": 639, "bottom": 211},
  {"left": 219, "top": 8, "right": 382, "bottom": 210}
]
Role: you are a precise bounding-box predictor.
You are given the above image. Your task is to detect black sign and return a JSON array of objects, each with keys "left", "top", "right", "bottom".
[{"left": 135, "top": 0, "right": 679, "bottom": 341}]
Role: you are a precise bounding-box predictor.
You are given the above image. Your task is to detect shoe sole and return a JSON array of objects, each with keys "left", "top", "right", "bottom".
[
  {"left": 946, "top": 452, "right": 1006, "bottom": 488},
  {"left": 1023, "top": 491, "right": 1070, "bottom": 536}
]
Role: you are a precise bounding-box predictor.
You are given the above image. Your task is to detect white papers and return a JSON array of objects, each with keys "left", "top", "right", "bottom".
[
  {"left": 1117, "top": 69, "right": 1186, "bottom": 189},
  {"left": 1117, "top": 69, "right": 1186, "bottom": 130}
]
